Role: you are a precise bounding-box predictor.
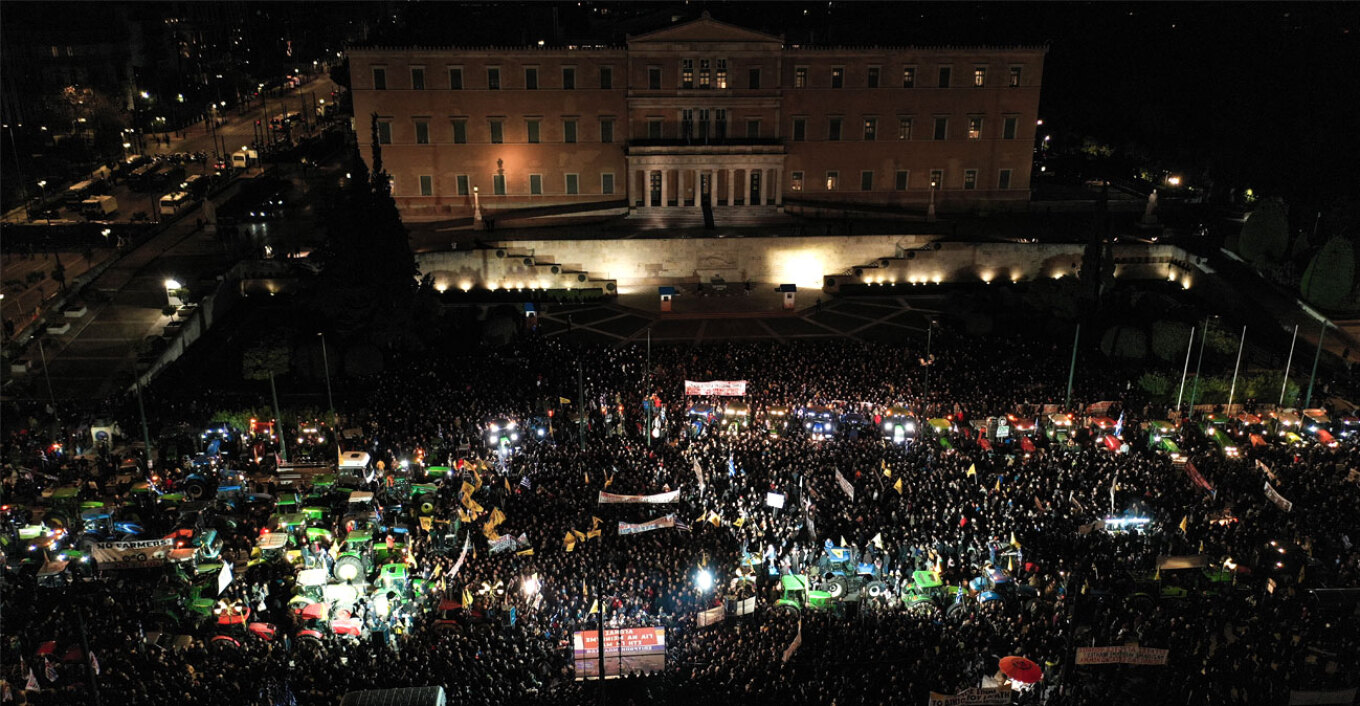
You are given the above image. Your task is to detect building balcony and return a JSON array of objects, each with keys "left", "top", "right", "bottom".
[{"left": 627, "top": 137, "right": 785, "bottom": 155}]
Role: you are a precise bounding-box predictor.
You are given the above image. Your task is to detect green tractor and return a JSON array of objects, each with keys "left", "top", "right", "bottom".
[
  {"left": 333, "top": 528, "right": 374, "bottom": 583},
  {"left": 773, "top": 574, "right": 834, "bottom": 613}
]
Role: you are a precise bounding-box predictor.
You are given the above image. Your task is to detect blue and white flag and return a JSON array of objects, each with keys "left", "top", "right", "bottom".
[
  {"left": 520, "top": 476, "right": 532, "bottom": 490},
  {"left": 727, "top": 453, "right": 736, "bottom": 478},
  {"left": 1114, "top": 412, "right": 1125, "bottom": 438}
]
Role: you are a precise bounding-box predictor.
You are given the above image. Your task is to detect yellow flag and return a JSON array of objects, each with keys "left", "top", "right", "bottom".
[
  {"left": 882, "top": 459, "right": 891, "bottom": 478},
  {"left": 695, "top": 511, "right": 707, "bottom": 523},
  {"left": 584, "top": 472, "right": 590, "bottom": 485},
  {"left": 709, "top": 513, "right": 722, "bottom": 527},
  {"left": 462, "top": 585, "right": 474, "bottom": 607},
  {"left": 1154, "top": 566, "right": 1161, "bottom": 581},
  {"left": 420, "top": 516, "right": 433, "bottom": 531},
  {"left": 893, "top": 478, "right": 903, "bottom": 495},
  {"left": 733, "top": 517, "right": 746, "bottom": 528},
  {"left": 489, "top": 507, "right": 506, "bottom": 527},
  {"left": 1179, "top": 515, "right": 1189, "bottom": 534},
  {"left": 591, "top": 516, "right": 602, "bottom": 531},
  {"left": 1007, "top": 555, "right": 1015, "bottom": 572},
  {"left": 967, "top": 464, "right": 977, "bottom": 477},
  {"left": 604, "top": 472, "right": 615, "bottom": 489},
  {"left": 460, "top": 481, "right": 477, "bottom": 498},
  {"left": 560, "top": 397, "right": 571, "bottom": 405},
  {"left": 504, "top": 477, "right": 511, "bottom": 493},
  {"left": 1010, "top": 532, "right": 1020, "bottom": 549},
  {"left": 564, "top": 532, "right": 577, "bottom": 551},
  {"left": 586, "top": 529, "right": 602, "bottom": 541},
  {"left": 516, "top": 548, "right": 534, "bottom": 556},
  {"left": 589, "top": 599, "right": 599, "bottom": 614},
  {"left": 458, "top": 508, "right": 471, "bottom": 523},
  {"left": 1198, "top": 540, "right": 1205, "bottom": 554},
  {"left": 472, "top": 471, "right": 483, "bottom": 491},
  {"left": 572, "top": 529, "right": 587, "bottom": 543},
  {"left": 994, "top": 477, "right": 1001, "bottom": 492}
]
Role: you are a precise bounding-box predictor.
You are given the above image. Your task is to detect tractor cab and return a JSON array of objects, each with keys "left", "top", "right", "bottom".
[
  {"left": 1144, "top": 421, "right": 1185, "bottom": 460},
  {"left": 334, "top": 529, "right": 374, "bottom": 583},
  {"left": 1199, "top": 420, "right": 1240, "bottom": 459},
  {"left": 774, "top": 574, "right": 832, "bottom": 612},
  {"left": 485, "top": 418, "right": 521, "bottom": 451},
  {"left": 764, "top": 406, "right": 791, "bottom": 438},
  {"left": 840, "top": 412, "right": 873, "bottom": 440},
  {"left": 883, "top": 406, "right": 917, "bottom": 444},
  {"left": 1045, "top": 414, "right": 1074, "bottom": 444},
  {"left": 686, "top": 403, "right": 717, "bottom": 439},
  {"left": 1232, "top": 413, "right": 1269, "bottom": 447},
  {"left": 721, "top": 402, "right": 751, "bottom": 435},
  {"left": 802, "top": 405, "right": 836, "bottom": 441},
  {"left": 1269, "top": 410, "right": 1303, "bottom": 441},
  {"left": 1301, "top": 409, "right": 1337, "bottom": 446},
  {"left": 1005, "top": 413, "right": 1037, "bottom": 449},
  {"left": 926, "top": 418, "right": 956, "bottom": 451}
]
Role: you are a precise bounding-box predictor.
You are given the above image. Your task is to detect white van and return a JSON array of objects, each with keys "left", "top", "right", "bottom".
[
  {"left": 81, "top": 195, "right": 118, "bottom": 217},
  {"left": 158, "top": 191, "right": 193, "bottom": 216},
  {"left": 231, "top": 149, "right": 259, "bottom": 169}
]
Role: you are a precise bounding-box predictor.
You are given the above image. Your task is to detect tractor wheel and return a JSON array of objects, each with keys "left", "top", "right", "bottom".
[
  {"left": 772, "top": 602, "right": 801, "bottom": 616},
  {"left": 1126, "top": 593, "right": 1155, "bottom": 615},
  {"left": 864, "top": 581, "right": 888, "bottom": 599},
  {"left": 823, "top": 577, "right": 848, "bottom": 599},
  {"left": 183, "top": 477, "right": 214, "bottom": 501},
  {"left": 418, "top": 500, "right": 436, "bottom": 516},
  {"left": 946, "top": 601, "right": 973, "bottom": 620},
  {"left": 333, "top": 554, "right": 365, "bottom": 582}
]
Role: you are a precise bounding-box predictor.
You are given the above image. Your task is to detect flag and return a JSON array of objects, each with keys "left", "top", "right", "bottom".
[
  {"left": 1010, "top": 532, "right": 1020, "bottom": 549},
  {"left": 560, "top": 397, "right": 571, "bottom": 405},
  {"left": 709, "top": 512, "right": 722, "bottom": 527},
  {"left": 1114, "top": 411, "right": 1125, "bottom": 438},
  {"left": 893, "top": 478, "right": 903, "bottom": 495},
  {"left": 1007, "top": 555, "right": 1015, "bottom": 572},
  {"left": 733, "top": 517, "right": 746, "bottom": 528},
  {"left": 994, "top": 477, "right": 1001, "bottom": 492},
  {"left": 516, "top": 548, "right": 534, "bottom": 556},
  {"left": 44, "top": 661, "right": 56, "bottom": 683},
  {"left": 604, "top": 472, "right": 614, "bottom": 489},
  {"left": 572, "top": 529, "right": 587, "bottom": 543},
  {"left": 589, "top": 599, "right": 599, "bottom": 615},
  {"left": 520, "top": 476, "right": 532, "bottom": 490},
  {"left": 25, "top": 669, "right": 38, "bottom": 692},
  {"left": 966, "top": 463, "right": 977, "bottom": 477},
  {"left": 1154, "top": 566, "right": 1161, "bottom": 581},
  {"left": 1198, "top": 540, "right": 1205, "bottom": 554},
  {"left": 839, "top": 535, "right": 848, "bottom": 549},
  {"left": 1179, "top": 515, "right": 1189, "bottom": 534},
  {"left": 675, "top": 518, "right": 691, "bottom": 531},
  {"left": 881, "top": 459, "right": 890, "bottom": 477},
  {"left": 504, "top": 478, "right": 511, "bottom": 493},
  {"left": 871, "top": 532, "right": 883, "bottom": 550},
  {"left": 89, "top": 652, "right": 99, "bottom": 676},
  {"left": 586, "top": 529, "right": 602, "bottom": 541},
  {"left": 460, "top": 481, "right": 476, "bottom": 498},
  {"left": 462, "top": 585, "right": 474, "bottom": 608},
  {"left": 781, "top": 620, "right": 803, "bottom": 663},
  {"left": 584, "top": 472, "right": 590, "bottom": 485},
  {"left": 727, "top": 453, "right": 736, "bottom": 478},
  {"left": 564, "top": 532, "right": 577, "bottom": 551},
  {"left": 471, "top": 471, "right": 484, "bottom": 491},
  {"left": 592, "top": 516, "right": 602, "bottom": 531}
]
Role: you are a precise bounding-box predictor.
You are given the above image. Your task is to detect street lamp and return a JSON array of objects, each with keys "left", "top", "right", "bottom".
[
  {"left": 36, "top": 180, "right": 49, "bottom": 225},
  {"left": 472, "top": 185, "right": 482, "bottom": 224},
  {"left": 927, "top": 176, "right": 938, "bottom": 222},
  {"left": 164, "top": 278, "right": 182, "bottom": 308},
  {"left": 318, "top": 332, "right": 337, "bottom": 429}
]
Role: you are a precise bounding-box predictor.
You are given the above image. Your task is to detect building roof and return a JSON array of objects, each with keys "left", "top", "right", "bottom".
[{"left": 627, "top": 11, "right": 783, "bottom": 45}]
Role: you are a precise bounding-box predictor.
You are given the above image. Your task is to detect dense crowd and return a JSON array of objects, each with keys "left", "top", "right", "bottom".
[{"left": 3, "top": 329, "right": 1358, "bottom": 706}]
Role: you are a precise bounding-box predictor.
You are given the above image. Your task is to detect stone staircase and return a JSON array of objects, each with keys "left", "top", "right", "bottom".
[
  {"left": 487, "top": 245, "right": 617, "bottom": 296},
  {"left": 624, "top": 205, "right": 796, "bottom": 228}
]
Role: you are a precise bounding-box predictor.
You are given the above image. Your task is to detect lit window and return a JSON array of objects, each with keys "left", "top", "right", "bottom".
[
  {"left": 973, "top": 68, "right": 986, "bottom": 87},
  {"left": 898, "top": 118, "right": 912, "bottom": 140},
  {"left": 902, "top": 67, "right": 915, "bottom": 88},
  {"left": 791, "top": 171, "right": 804, "bottom": 191},
  {"left": 699, "top": 59, "right": 711, "bottom": 88},
  {"left": 825, "top": 171, "right": 838, "bottom": 190},
  {"left": 682, "top": 59, "right": 694, "bottom": 88},
  {"left": 968, "top": 117, "right": 982, "bottom": 140},
  {"left": 831, "top": 67, "right": 844, "bottom": 88},
  {"left": 716, "top": 59, "right": 727, "bottom": 89},
  {"left": 863, "top": 118, "right": 877, "bottom": 141},
  {"left": 795, "top": 67, "right": 808, "bottom": 88}
]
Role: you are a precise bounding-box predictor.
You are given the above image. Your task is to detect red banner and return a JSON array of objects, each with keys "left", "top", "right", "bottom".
[
  {"left": 1184, "top": 462, "right": 1214, "bottom": 492},
  {"left": 684, "top": 380, "right": 747, "bottom": 396}
]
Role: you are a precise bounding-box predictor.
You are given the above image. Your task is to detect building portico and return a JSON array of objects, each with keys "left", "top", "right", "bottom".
[{"left": 627, "top": 151, "right": 785, "bottom": 209}]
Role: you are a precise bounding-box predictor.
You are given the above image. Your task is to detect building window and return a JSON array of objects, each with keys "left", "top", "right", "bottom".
[
  {"left": 562, "top": 67, "right": 576, "bottom": 90},
  {"left": 863, "top": 118, "right": 877, "bottom": 141},
  {"left": 902, "top": 67, "right": 915, "bottom": 88},
  {"left": 748, "top": 67, "right": 761, "bottom": 89},
  {"left": 1003, "top": 116, "right": 1017, "bottom": 140},
  {"left": 998, "top": 169, "right": 1012, "bottom": 190},
  {"left": 895, "top": 170, "right": 909, "bottom": 190},
  {"left": 795, "top": 66, "right": 808, "bottom": 88},
  {"left": 489, "top": 120, "right": 503, "bottom": 144},
  {"left": 682, "top": 59, "right": 694, "bottom": 88},
  {"left": 716, "top": 59, "right": 728, "bottom": 89},
  {"left": 828, "top": 117, "right": 842, "bottom": 141},
  {"left": 414, "top": 121, "right": 430, "bottom": 144},
  {"left": 411, "top": 67, "right": 425, "bottom": 90},
  {"left": 376, "top": 120, "right": 392, "bottom": 144},
  {"left": 419, "top": 175, "right": 433, "bottom": 196},
  {"left": 792, "top": 118, "right": 806, "bottom": 141},
  {"left": 825, "top": 171, "right": 839, "bottom": 190},
  {"left": 493, "top": 174, "right": 506, "bottom": 195},
  {"left": 867, "top": 67, "right": 880, "bottom": 88},
  {"left": 372, "top": 67, "right": 387, "bottom": 90},
  {"left": 1009, "top": 66, "right": 1022, "bottom": 88},
  {"left": 647, "top": 119, "right": 662, "bottom": 139},
  {"left": 897, "top": 118, "right": 913, "bottom": 140},
  {"left": 448, "top": 67, "right": 463, "bottom": 89},
  {"left": 964, "top": 170, "right": 977, "bottom": 190},
  {"left": 565, "top": 173, "right": 579, "bottom": 195},
  {"left": 715, "top": 109, "right": 727, "bottom": 139},
  {"left": 600, "top": 119, "right": 614, "bottom": 143},
  {"left": 456, "top": 175, "right": 469, "bottom": 195},
  {"left": 526, "top": 120, "right": 540, "bottom": 144},
  {"left": 933, "top": 117, "right": 948, "bottom": 141},
  {"left": 861, "top": 170, "right": 874, "bottom": 191},
  {"left": 452, "top": 119, "right": 467, "bottom": 144},
  {"left": 791, "top": 171, "right": 804, "bottom": 191},
  {"left": 529, "top": 174, "right": 543, "bottom": 195},
  {"left": 968, "top": 117, "right": 982, "bottom": 140},
  {"left": 599, "top": 66, "right": 613, "bottom": 89},
  {"left": 563, "top": 119, "right": 578, "bottom": 143},
  {"left": 698, "top": 59, "right": 711, "bottom": 88},
  {"left": 929, "top": 169, "right": 944, "bottom": 189},
  {"left": 487, "top": 67, "right": 501, "bottom": 89},
  {"left": 602, "top": 173, "right": 615, "bottom": 195},
  {"left": 525, "top": 67, "right": 539, "bottom": 90},
  {"left": 648, "top": 66, "right": 662, "bottom": 90},
  {"left": 831, "top": 67, "right": 844, "bottom": 88},
  {"left": 973, "top": 68, "right": 986, "bottom": 87},
  {"left": 746, "top": 120, "right": 760, "bottom": 139},
  {"left": 937, "top": 66, "right": 951, "bottom": 88}
]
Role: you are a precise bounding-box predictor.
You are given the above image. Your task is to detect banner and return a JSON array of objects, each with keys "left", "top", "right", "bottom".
[
  {"left": 1075, "top": 645, "right": 1169, "bottom": 666},
  {"left": 781, "top": 621, "right": 802, "bottom": 663},
  {"left": 1256, "top": 459, "right": 1278, "bottom": 482},
  {"left": 684, "top": 380, "right": 747, "bottom": 396},
  {"left": 1289, "top": 689, "right": 1358, "bottom": 705},
  {"left": 1157, "top": 555, "right": 1208, "bottom": 570},
  {"left": 927, "top": 686, "right": 1013, "bottom": 706},
  {"left": 573, "top": 627, "right": 667, "bottom": 680},
  {"left": 1264, "top": 482, "right": 1294, "bottom": 512},
  {"left": 618, "top": 515, "right": 677, "bottom": 535},
  {"left": 218, "top": 561, "right": 233, "bottom": 595},
  {"left": 92, "top": 539, "right": 174, "bottom": 570},
  {"left": 835, "top": 469, "right": 855, "bottom": 501},
  {"left": 489, "top": 533, "right": 528, "bottom": 554},
  {"left": 598, "top": 490, "right": 680, "bottom": 504},
  {"left": 735, "top": 596, "right": 757, "bottom": 616},
  {"left": 692, "top": 457, "right": 705, "bottom": 490},
  {"left": 765, "top": 491, "right": 786, "bottom": 509},
  {"left": 697, "top": 606, "right": 725, "bottom": 627},
  {"left": 1184, "top": 462, "right": 1214, "bottom": 492},
  {"left": 448, "top": 534, "right": 471, "bottom": 579}
]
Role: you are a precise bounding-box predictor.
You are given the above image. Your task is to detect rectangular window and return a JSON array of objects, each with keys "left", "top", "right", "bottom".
[
  {"left": 493, "top": 174, "right": 506, "bottom": 195},
  {"left": 487, "top": 67, "right": 500, "bottom": 89},
  {"left": 599, "top": 66, "right": 613, "bottom": 89},
  {"left": 964, "top": 170, "right": 977, "bottom": 190},
  {"left": 716, "top": 59, "right": 727, "bottom": 89},
  {"left": 791, "top": 171, "right": 804, "bottom": 191},
  {"left": 699, "top": 59, "right": 710, "bottom": 88},
  {"left": 648, "top": 66, "right": 661, "bottom": 90},
  {"left": 825, "top": 171, "right": 839, "bottom": 190},
  {"left": 867, "top": 67, "right": 880, "bottom": 88},
  {"left": 748, "top": 67, "right": 761, "bottom": 89},
  {"left": 456, "top": 174, "right": 469, "bottom": 195},
  {"left": 929, "top": 170, "right": 944, "bottom": 189},
  {"left": 998, "top": 169, "right": 1012, "bottom": 190},
  {"left": 828, "top": 117, "right": 842, "bottom": 141},
  {"left": 647, "top": 119, "right": 662, "bottom": 139},
  {"left": 448, "top": 67, "right": 463, "bottom": 89},
  {"left": 933, "top": 117, "right": 948, "bottom": 140},
  {"left": 795, "top": 66, "right": 808, "bottom": 88},
  {"left": 529, "top": 174, "right": 542, "bottom": 195},
  {"left": 1009, "top": 66, "right": 1022, "bottom": 88},
  {"left": 600, "top": 119, "right": 614, "bottom": 143},
  {"left": 563, "top": 119, "right": 577, "bottom": 143},
  {"left": 376, "top": 121, "right": 392, "bottom": 144},
  {"left": 419, "top": 175, "right": 433, "bottom": 196},
  {"left": 898, "top": 118, "right": 913, "bottom": 140},
  {"left": 968, "top": 117, "right": 982, "bottom": 140},
  {"left": 682, "top": 59, "right": 694, "bottom": 88},
  {"left": 792, "top": 118, "right": 806, "bottom": 141},
  {"left": 489, "top": 120, "right": 503, "bottom": 144},
  {"left": 831, "top": 67, "right": 844, "bottom": 88},
  {"left": 452, "top": 119, "right": 467, "bottom": 144},
  {"left": 895, "top": 170, "right": 909, "bottom": 190},
  {"left": 525, "top": 67, "right": 539, "bottom": 90},
  {"left": 860, "top": 170, "right": 874, "bottom": 191},
  {"left": 526, "top": 119, "right": 540, "bottom": 144},
  {"left": 411, "top": 67, "right": 425, "bottom": 90},
  {"left": 937, "top": 66, "right": 951, "bottom": 88},
  {"left": 414, "top": 121, "right": 429, "bottom": 144},
  {"left": 562, "top": 67, "right": 576, "bottom": 90},
  {"left": 565, "top": 173, "right": 579, "bottom": 195},
  {"left": 715, "top": 109, "right": 727, "bottom": 139},
  {"left": 372, "top": 67, "right": 387, "bottom": 90},
  {"left": 863, "top": 117, "right": 877, "bottom": 141},
  {"left": 1003, "top": 116, "right": 1017, "bottom": 140},
  {"left": 973, "top": 68, "right": 986, "bottom": 87},
  {"left": 746, "top": 120, "right": 760, "bottom": 139},
  {"left": 601, "top": 173, "right": 615, "bottom": 195},
  {"left": 902, "top": 66, "right": 915, "bottom": 88}
]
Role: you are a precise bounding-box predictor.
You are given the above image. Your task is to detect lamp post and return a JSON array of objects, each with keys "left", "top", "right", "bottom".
[
  {"left": 164, "top": 278, "right": 182, "bottom": 309},
  {"left": 37, "top": 179, "right": 49, "bottom": 225},
  {"left": 1064, "top": 323, "right": 1081, "bottom": 411},
  {"left": 318, "top": 332, "right": 337, "bottom": 428},
  {"left": 1279, "top": 324, "right": 1298, "bottom": 406},
  {"left": 1305, "top": 318, "right": 1329, "bottom": 408},
  {"left": 472, "top": 185, "right": 482, "bottom": 224},
  {"left": 1226, "top": 326, "right": 1246, "bottom": 414},
  {"left": 927, "top": 176, "right": 938, "bottom": 222},
  {"left": 1176, "top": 326, "right": 1196, "bottom": 414},
  {"left": 1188, "top": 315, "right": 1213, "bottom": 414}
]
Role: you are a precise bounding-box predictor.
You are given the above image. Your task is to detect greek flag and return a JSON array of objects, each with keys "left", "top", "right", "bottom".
[
  {"left": 727, "top": 453, "right": 736, "bottom": 477},
  {"left": 520, "top": 476, "right": 532, "bottom": 490},
  {"left": 1114, "top": 412, "right": 1125, "bottom": 438}
]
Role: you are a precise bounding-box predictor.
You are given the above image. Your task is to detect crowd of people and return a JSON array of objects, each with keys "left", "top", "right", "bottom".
[{"left": 3, "top": 328, "right": 1357, "bottom": 706}]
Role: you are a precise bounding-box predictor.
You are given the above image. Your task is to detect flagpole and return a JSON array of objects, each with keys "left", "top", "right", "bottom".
[
  {"left": 1227, "top": 326, "right": 1246, "bottom": 414},
  {"left": 75, "top": 597, "right": 103, "bottom": 706},
  {"left": 1279, "top": 324, "right": 1298, "bottom": 406},
  {"left": 1188, "top": 316, "right": 1211, "bottom": 414},
  {"left": 1305, "top": 318, "right": 1328, "bottom": 408},
  {"left": 1064, "top": 323, "right": 1080, "bottom": 411},
  {"left": 645, "top": 328, "right": 652, "bottom": 447},
  {"left": 1176, "top": 326, "right": 1196, "bottom": 415}
]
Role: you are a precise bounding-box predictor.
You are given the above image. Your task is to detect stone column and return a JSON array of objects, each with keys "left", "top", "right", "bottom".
[
  {"left": 726, "top": 168, "right": 735, "bottom": 206},
  {"left": 765, "top": 168, "right": 774, "bottom": 205},
  {"left": 640, "top": 169, "right": 651, "bottom": 208},
  {"left": 692, "top": 169, "right": 701, "bottom": 207},
  {"left": 707, "top": 171, "right": 717, "bottom": 208},
  {"left": 773, "top": 168, "right": 783, "bottom": 206},
  {"left": 659, "top": 167, "right": 668, "bottom": 208}
]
